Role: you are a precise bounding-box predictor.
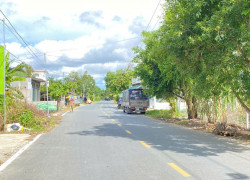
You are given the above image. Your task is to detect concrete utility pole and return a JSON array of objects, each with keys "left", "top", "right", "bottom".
[
  {"left": 2, "top": 19, "right": 7, "bottom": 132},
  {"left": 45, "top": 53, "right": 49, "bottom": 116}
]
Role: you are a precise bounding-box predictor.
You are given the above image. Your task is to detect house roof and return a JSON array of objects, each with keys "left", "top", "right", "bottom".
[
  {"left": 129, "top": 85, "right": 142, "bottom": 90},
  {"left": 32, "top": 77, "right": 46, "bottom": 82}
]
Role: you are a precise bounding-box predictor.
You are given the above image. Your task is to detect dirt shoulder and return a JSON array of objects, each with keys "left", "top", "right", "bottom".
[
  {"left": 150, "top": 117, "right": 250, "bottom": 143},
  {"left": 0, "top": 109, "right": 67, "bottom": 166},
  {"left": 0, "top": 134, "right": 34, "bottom": 165}
]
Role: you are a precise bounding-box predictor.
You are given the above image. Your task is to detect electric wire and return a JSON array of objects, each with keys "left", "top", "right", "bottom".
[
  {"left": 1, "top": 1, "right": 164, "bottom": 88},
  {"left": 0, "top": 10, "right": 45, "bottom": 67},
  {"left": 0, "top": 20, "right": 45, "bottom": 69},
  {"left": 125, "top": 0, "right": 163, "bottom": 68}
]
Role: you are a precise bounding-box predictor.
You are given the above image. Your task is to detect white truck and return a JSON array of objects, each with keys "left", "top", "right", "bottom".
[{"left": 122, "top": 88, "right": 149, "bottom": 114}]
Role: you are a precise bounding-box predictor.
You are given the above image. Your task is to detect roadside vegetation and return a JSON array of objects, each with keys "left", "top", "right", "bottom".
[
  {"left": 104, "top": 68, "right": 133, "bottom": 102},
  {"left": 104, "top": 0, "right": 249, "bottom": 140},
  {"left": 132, "top": 0, "right": 249, "bottom": 129},
  {"left": 0, "top": 101, "right": 59, "bottom": 132},
  {"left": 146, "top": 109, "right": 186, "bottom": 119}
]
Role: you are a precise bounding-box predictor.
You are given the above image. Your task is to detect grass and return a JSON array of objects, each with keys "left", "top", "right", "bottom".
[
  {"left": 176, "top": 120, "right": 189, "bottom": 126},
  {"left": 146, "top": 109, "right": 187, "bottom": 119},
  {"left": 0, "top": 100, "right": 62, "bottom": 133}
]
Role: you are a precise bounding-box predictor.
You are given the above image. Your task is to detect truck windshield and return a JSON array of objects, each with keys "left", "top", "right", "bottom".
[{"left": 129, "top": 90, "right": 147, "bottom": 100}]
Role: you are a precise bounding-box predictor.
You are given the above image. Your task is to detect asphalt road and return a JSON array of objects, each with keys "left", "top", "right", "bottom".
[{"left": 1, "top": 101, "right": 250, "bottom": 180}]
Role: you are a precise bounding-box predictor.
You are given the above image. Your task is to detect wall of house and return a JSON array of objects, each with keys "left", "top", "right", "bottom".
[
  {"left": 11, "top": 78, "right": 33, "bottom": 102},
  {"left": 32, "top": 70, "right": 47, "bottom": 86},
  {"left": 32, "top": 70, "right": 46, "bottom": 81}
]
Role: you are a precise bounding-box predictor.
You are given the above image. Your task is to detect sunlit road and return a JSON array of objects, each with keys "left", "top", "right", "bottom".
[{"left": 1, "top": 101, "right": 250, "bottom": 180}]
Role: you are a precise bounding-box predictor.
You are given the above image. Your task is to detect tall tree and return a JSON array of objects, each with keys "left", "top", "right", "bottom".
[
  {"left": 105, "top": 68, "right": 133, "bottom": 96},
  {"left": 81, "top": 71, "right": 96, "bottom": 98},
  {"left": 48, "top": 78, "right": 67, "bottom": 111}
]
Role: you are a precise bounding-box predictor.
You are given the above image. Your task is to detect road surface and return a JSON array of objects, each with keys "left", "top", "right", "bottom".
[{"left": 1, "top": 101, "right": 250, "bottom": 180}]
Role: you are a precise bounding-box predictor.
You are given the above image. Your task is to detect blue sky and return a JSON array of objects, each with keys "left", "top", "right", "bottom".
[{"left": 0, "top": 0, "right": 163, "bottom": 89}]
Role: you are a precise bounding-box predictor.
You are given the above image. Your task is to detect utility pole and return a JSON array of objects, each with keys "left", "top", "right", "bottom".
[
  {"left": 2, "top": 19, "right": 6, "bottom": 132},
  {"left": 44, "top": 53, "right": 49, "bottom": 116}
]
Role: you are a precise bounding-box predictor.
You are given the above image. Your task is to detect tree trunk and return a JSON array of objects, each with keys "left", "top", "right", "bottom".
[
  {"left": 185, "top": 97, "right": 198, "bottom": 119},
  {"left": 57, "top": 99, "right": 60, "bottom": 112},
  {"left": 185, "top": 98, "right": 194, "bottom": 119},
  {"left": 231, "top": 88, "right": 250, "bottom": 113},
  {"left": 192, "top": 97, "right": 198, "bottom": 118}
]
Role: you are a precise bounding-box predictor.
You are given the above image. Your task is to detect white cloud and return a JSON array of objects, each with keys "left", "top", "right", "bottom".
[
  {"left": 1, "top": 0, "right": 164, "bottom": 89},
  {"left": 35, "top": 34, "right": 106, "bottom": 62}
]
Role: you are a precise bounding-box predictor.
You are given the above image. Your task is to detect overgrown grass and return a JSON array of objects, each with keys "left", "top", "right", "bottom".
[
  {"left": 0, "top": 100, "right": 59, "bottom": 132},
  {"left": 146, "top": 109, "right": 187, "bottom": 119},
  {"left": 176, "top": 120, "right": 189, "bottom": 126}
]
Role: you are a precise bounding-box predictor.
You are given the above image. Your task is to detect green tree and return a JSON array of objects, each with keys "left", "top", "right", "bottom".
[
  {"left": 23, "top": 64, "right": 37, "bottom": 78},
  {"left": 64, "top": 72, "right": 80, "bottom": 95},
  {"left": 81, "top": 71, "right": 96, "bottom": 98},
  {"left": 0, "top": 49, "right": 26, "bottom": 118},
  {"left": 133, "top": 0, "right": 249, "bottom": 120},
  {"left": 160, "top": 0, "right": 249, "bottom": 114},
  {"left": 133, "top": 31, "right": 198, "bottom": 118},
  {"left": 48, "top": 78, "right": 67, "bottom": 111},
  {"left": 4, "top": 52, "right": 26, "bottom": 99},
  {"left": 105, "top": 68, "right": 133, "bottom": 96}
]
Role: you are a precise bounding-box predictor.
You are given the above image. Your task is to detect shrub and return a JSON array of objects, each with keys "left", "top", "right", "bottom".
[
  {"left": 146, "top": 109, "right": 174, "bottom": 119},
  {"left": 146, "top": 109, "right": 187, "bottom": 119},
  {"left": 0, "top": 100, "right": 51, "bottom": 131}
]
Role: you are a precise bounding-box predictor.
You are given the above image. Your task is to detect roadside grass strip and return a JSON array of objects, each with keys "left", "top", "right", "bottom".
[
  {"left": 125, "top": 130, "right": 132, "bottom": 134},
  {"left": 140, "top": 141, "right": 151, "bottom": 148},
  {"left": 168, "top": 163, "right": 191, "bottom": 177}
]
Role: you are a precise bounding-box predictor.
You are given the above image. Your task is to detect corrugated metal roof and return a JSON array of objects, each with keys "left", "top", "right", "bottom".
[{"left": 129, "top": 85, "right": 142, "bottom": 90}]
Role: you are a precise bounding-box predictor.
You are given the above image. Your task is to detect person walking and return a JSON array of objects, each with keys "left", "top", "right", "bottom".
[
  {"left": 69, "top": 96, "right": 74, "bottom": 112},
  {"left": 118, "top": 98, "right": 122, "bottom": 109}
]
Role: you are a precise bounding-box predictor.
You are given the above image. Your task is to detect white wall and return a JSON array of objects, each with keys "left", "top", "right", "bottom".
[
  {"left": 149, "top": 97, "right": 187, "bottom": 111},
  {"left": 32, "top": 70, "right": 46, "bottom": 81},
  {"left": 149, "top": 97, "right": 171, "bottom": 110}
]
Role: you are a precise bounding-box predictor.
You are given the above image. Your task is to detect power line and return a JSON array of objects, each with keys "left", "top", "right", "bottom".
[
  {"left": 145, "top": 0, "right": 162, "bottom": 30},
  {"left": 0, "top": 10, "right": 45, "bottom": 66},
  {"left": 126, "top": 0, "right": 163, "bottom": 67},
  {"left": 0, "top": 20, "right": 45, "bottom": 68}
]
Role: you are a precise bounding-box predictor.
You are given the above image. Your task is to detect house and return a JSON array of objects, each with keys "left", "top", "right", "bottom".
[
  {"left": 11, "top": 70, "right": 47, "bottom": 103},
  {"left": 11, "top": 77, "right": 46, "bottom": 102},
  {"left": 32, "top": 70, "right": 47, "bottom": 86}
]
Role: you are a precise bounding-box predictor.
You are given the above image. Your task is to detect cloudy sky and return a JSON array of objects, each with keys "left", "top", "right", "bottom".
[{"left": 0, "top": 0, "right": 164, "bottom": 89}]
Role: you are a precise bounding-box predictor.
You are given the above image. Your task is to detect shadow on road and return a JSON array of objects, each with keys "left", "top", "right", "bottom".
[
  {"left": 66, "top": 101, "right": 250, "bottom": 179},
  {"left": 67, "top": 114, "right": 250, "bottom": 158}
]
